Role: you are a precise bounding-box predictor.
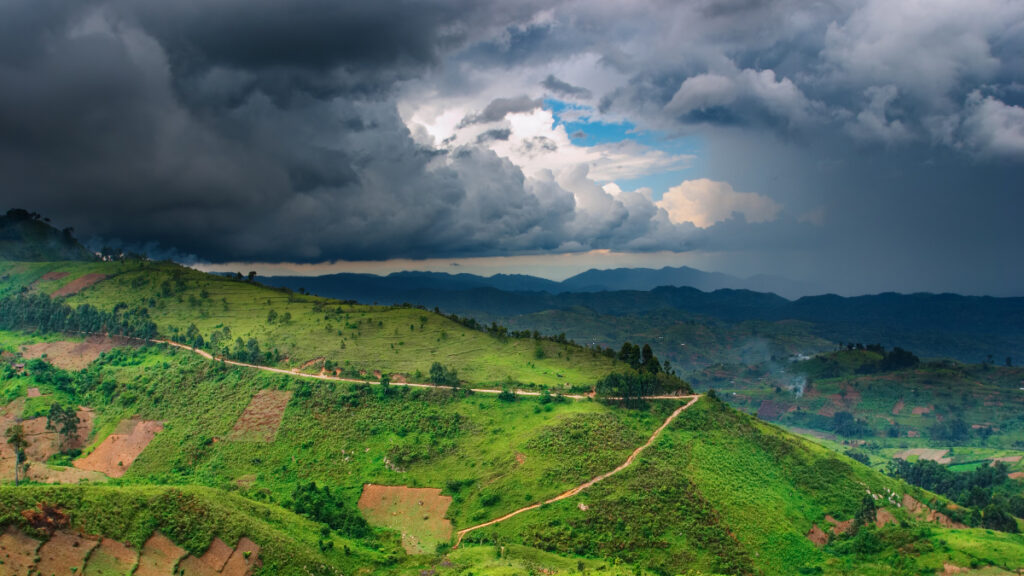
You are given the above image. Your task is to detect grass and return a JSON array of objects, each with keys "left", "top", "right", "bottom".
[
  {"left": 0, "top": 259, "right": 619, "bottom": 388},
  {"left": 1, "top": 259, "right": 1023, "bottom": 575}
]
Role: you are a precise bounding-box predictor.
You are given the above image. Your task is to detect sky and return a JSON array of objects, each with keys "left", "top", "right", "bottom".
[{"left": 2, "top": 0, "right": 1023, "bottom": 296}]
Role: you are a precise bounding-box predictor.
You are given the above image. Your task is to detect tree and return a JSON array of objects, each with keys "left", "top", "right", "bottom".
[
  {"left": 379, "top": 373, "right": 391, "bottom": 394},
  {"left": 429, "top": 362, "right": 458, "bottom": 390},
  {"left": 267, "top": 309, "right": 278, "bottom": 324},
  {"left": 46, "top": 404, "right": 80, "bottom": 453},
  {"left": 6, "top": 424, "right": 27, "bottom": 486},
  {"left": 854, "top": 493, "right": 877, "bottom": 531},
  {"left": 247, "top": 271, "right": 257, "bottom": 282}
]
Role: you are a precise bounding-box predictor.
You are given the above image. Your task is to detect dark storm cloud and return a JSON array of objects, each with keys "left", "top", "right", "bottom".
[
  {"left": 541, "top": 75, "right": 592, "bottom": 99},
  {"left": 476, "top": 128, "right": 512, "bottom": 143},
  {"left": 1, "top": 0, "right": 1023, "bottom": 295},
  {"left": 458, "top": 95, "right": 544, "bottom": 127}
]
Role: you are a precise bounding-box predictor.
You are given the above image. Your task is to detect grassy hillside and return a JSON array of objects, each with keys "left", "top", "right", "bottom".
[
  {"left": 0, "top": 258, "right": 1022, "bottom": 574},
  {"left": 0, "top": 209, "right": 96, "bottom": 261},
  {"left": 0, "top": 259, "right": 619, "bottom": 388}
]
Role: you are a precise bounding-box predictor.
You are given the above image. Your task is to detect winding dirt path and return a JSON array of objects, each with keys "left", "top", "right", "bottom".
[
  {"left": 151, "top": 339, "right": 698, "bottom": 400},
  {"left": 453, "top": 394, "right": 701, "bottom": 547}
]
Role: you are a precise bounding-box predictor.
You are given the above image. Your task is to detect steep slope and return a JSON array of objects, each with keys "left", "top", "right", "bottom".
[
  {"left": 0, "top": 257, "right": 1022, "bottom": 575},
  {"left": 0, "top": 209, "right": 96, "bottom": 262},
  {"left": 0, "top": 259, "right": 621, "bottom": 388}
]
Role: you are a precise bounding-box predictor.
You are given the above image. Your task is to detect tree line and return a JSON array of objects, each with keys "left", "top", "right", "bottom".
[
  {"left": 887, "top": 458, "right": 1022, "bottom": 532},
  {"left": 0, "top": 293, "right": 157, "bottom": 339},
  {"left": 595, "top": 341, "right": 691, "bottom": 407}
]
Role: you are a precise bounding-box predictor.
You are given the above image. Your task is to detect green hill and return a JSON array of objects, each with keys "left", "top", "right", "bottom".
[
  {"left": 0, "top": 258, "right": 1022, "bottom": 575},
  {"left": 0, "top": 209, "right": 96, "bottom": 262}
]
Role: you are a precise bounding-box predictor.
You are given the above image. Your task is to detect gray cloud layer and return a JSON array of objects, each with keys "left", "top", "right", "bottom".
[{"left": 1, "top": 0, "right": 1023, "bottom": 294}]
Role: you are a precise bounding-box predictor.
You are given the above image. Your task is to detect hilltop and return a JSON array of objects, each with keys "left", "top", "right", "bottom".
[
  {"left": 0, "top": 258, "right": 1020, "bottom": 574},
  {"left": 0, "top": 209, "right": 95, "bottom": 262}
]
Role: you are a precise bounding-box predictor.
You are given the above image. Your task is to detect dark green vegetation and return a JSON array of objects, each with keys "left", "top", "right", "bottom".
[
  {"left": 0, "top": 223, "right": 1020, "bottom": 575},
  {"left": 0, "top": 209, "right": 95, "bottom": 262},
  {"left": 888, "top": 459, "right": 1023, "bottom": 532}
]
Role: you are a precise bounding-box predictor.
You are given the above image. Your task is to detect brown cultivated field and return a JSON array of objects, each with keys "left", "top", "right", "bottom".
[
  {"left": 893, "top": 448, "right": 952, "bottom": 465},
  {"left": 83, "top": 538, "right": 139, "bottom": 576},
  {"left": 134, "top": 532, "right": 187, "bottom": 576},
  {"left": 21, "top": 335, "right": 128, "bottom": 370},
  {"left": 228, "top": 390, "right": 292, "bottom": 442},
  {"left": 221, "top": 537, "right": 261, "bottom": 576},
  {"left": 51, "top": 273, "right": 107, "bottom": 297},
  {"left": 357, "top": 484, "right": 453, "bottom": 554},
  {"left": 0, "top": 525, "right": 42, "bottom": 576},
  {"left": 34, "top": 530, "right": 99, "bottom": 575},
  {"left": 74, "top": 420, "right": 163, "bottom": 478}
]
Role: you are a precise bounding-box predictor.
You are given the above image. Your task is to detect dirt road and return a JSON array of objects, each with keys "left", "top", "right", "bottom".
[
  {"left": 453, "top": 394, "right": 701, "bottom": 546},
  {"left": 152, "top": 339, "right": 696, "bottom": 401}
]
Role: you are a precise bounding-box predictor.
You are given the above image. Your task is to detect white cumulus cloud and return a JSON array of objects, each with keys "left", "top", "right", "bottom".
[{"left": 657, "top": 179, "right": 782, "bottom": 228}]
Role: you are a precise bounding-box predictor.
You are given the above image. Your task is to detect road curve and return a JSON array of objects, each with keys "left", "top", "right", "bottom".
[{"left": 453, "top": 394, "right": 701, "bottom": 547}]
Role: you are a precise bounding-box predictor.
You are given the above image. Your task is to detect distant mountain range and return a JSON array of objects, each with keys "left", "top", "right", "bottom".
[
  {"left": 262, "top": 270, "right": 1024, "bottom": 366},
  {"left": 264, "top": 265, "right": 821, "bottom": 301}
]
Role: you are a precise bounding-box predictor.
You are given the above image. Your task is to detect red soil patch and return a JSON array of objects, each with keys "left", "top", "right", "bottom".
[
  {"left": 21, "top": 335, "right": 129, "bottom": 371},
  {"left": 825, "top": 514, "right": 854, "bottom": 535},
  {"left": 990, "top": 455, "right": 1022, "bottom": 466},
  {"left": 25, "top": 388, "right": 41, "bottom": 398},
  {"left": 74, "top": 420, "right": 163, "bottom": 478},
  {"left": 221, "top": 537, "right": 261, "bottom": 576},
  {"left": 942, "top": 563, "right": 968, "bottom": 575},
  {"left": 358, "top": 484, "right": 454, "bottom": 554},
  {"left": 756, "top": 399, "right": 786, "bottom": 420},
  {"left": 0, "top": 525, "right": 42, "bottom": 576},
  {"left": 135, "top": 532, "right": 187, "bottom": 576},
  {"left": 34, "top": 530, "right": 99, "bottom": 575},
  {"left": 907, "top": 430, "right": 920, "bottom": 438},
  {"left": 20, "top": 407, "right": 94, "bottom": 461},
  {"left": 40, "top": 271, "right": 70, "bottom": 281},
  {"left": 179, "top": 536, "right": 260, "bottom": 576},
  {"left": 51, "top": 273, "right": 107, "bottom": 297},
  {"left": 806, "top": 524, "right": 828, "bottom": 547},
  {"left": 874, "top": 508, "right": 897, "bottom": 528},
  {"left": 83, "top": 538, "right": 138, "bottom": 576},
  {"left": 228, "top": 390, "right": 292, "bottom": 442},
  {"left": 892, "top": 399, "right": 905, "bottom": 415},
  {"left": 1008, "top": 472, "right": 1024, "bottom": 480},
  {"left": 911, "top": 405, "right": 931, "bottom": 415}
]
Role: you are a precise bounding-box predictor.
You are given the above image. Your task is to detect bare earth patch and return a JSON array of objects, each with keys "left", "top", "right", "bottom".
[
  {"left": 0, "top": 406, "right": 98, "bottom": 483},
  {"left": 1009, "top": 472, "right": 1024, "bottom": 480},
  {"left": 358, "top": 484, "right": 453, "bottom": 554},
  {"left": 221, "top": 537, "right": 261, "bottom": 576},
  {"left": 40, "top": 271, "right": 70, "bottom": 281},
  {"left": 892, "top": 399, "right": 905, "bottom": 415},
  {"left": 74, "top": 420, "right": 163, "bottom": 478},
  {"left": 874, "top": 508, "right": 897, "bottom": 528},
  {"left": 179, "top": 537, "right": 234, "bottom": 576},
  {"left": 825, "top": 514, "right": 854, "bottom": 535},
  {"left": 893, "top": 448, "right": 952, "bottom": 465},
  {"left": 228, "top": 390, "right": 292, "bottom": 442},
  {"left": 756, "top": 399, "right": 786, "bottom": 420},
  {"left": 21, "top": 335, "right": 129, "bottom": 371},
  {"left": 0, "top": 525, "right": 42, "bottom": 576},
  {"left": 134, "top": 532, "right": 187, "bottom": 576},
  {"left": 990, "top": 455, "right": 1022, "bottom": 466},
  {"left": 25, "top": 388, "right": 41, "bottom": 398},
  {"left": 83, "top": 538, "right": 138, "bottom": 576},
  {"left": 34, "top": 530, "right": 99, "bottom": 575},
  {"left": 806, "top": 524, "right": 828, "bottom": 547},
  {"left": 911, "top": 405, "right": 932, "bottom": 415},
  {"left": 51, "top": 273, "right": 107, "bottom": 297}
]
